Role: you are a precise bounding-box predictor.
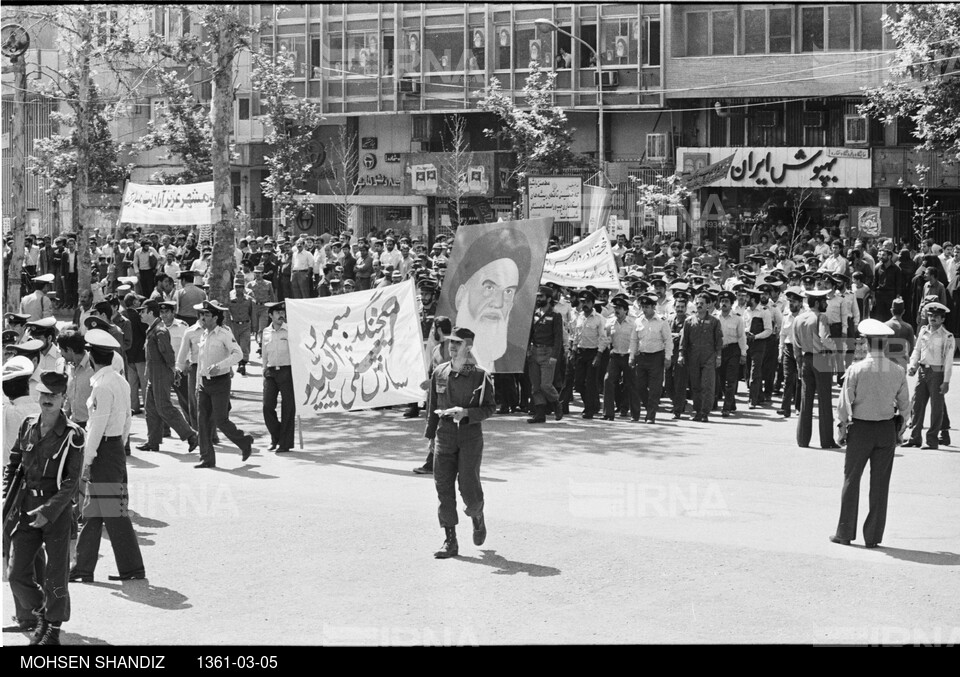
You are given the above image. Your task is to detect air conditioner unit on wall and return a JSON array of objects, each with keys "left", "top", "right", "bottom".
[
  {"left": 593, "top": 70, "right": 619, "bottom": 87},
  {"left": 844, "top": 115, "right": 869, "bottom": 146},
  {"left": 755, "top": 111, "right": 778, "bottom": 127},
  {"left": 802, "top": 111, "right": 825, "bottom": 128},
  {"left": 398, "top": 79, "right": 421, "bottom": 95},
  {"left": 645, "top": 133, "right": 670, "bottom": 162}
]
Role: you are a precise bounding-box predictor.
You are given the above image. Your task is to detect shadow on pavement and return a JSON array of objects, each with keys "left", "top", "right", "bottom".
[
  {"left": 60, "top": 630, "right": 111, "bottom": 645},
  {"left": 124, "top": 455, "right": 160, "bottom": 470},
  {"left": 148, "top": 449, "right": 197, "bottom": 463},
  {"left": 873, "top": 547, "right": 960, "bottom": 566},
  {"left": 127, "top": 510, "right": 169, "bottom": 530},
  {"left": 83, "top": 579, "right": 192, "bottom": 610},
  {"left": 456, "top": 549, "right": 561, "bottom": 577},
  {"left": 211, "top": 464, "right": 278, "bottom": 480}
]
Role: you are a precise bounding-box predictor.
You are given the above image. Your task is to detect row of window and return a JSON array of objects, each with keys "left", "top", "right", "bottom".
[{"left": 685, "top": 4, "right": 887, "bottom": 56}]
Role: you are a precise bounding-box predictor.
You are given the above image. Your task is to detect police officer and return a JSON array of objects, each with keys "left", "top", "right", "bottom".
[
  {"left": 19, "top": 274, "right": 56, "bottom": 321},
  {"left": 777, "top": 290, "right": 805, "bottom": 418},
  {"left": 261, "top": 302, "right": 295, "bottom": 453},
  {"left": 227, "top": 274, "right": 255, "bottom": 375},
  {"left": 831, "top": 319, "right": 909, "bottom": 548},
  {"left": 678, "top": 291, "right": 723, "bottom": 422},
  {"left": 630, "top": 293, "right": 671, "bottom": 423},
  {"left": 792, "top": 289, "right": 840, "bottom": 449},
  {"left": 246, "top": 265, "right": 276, "bottom": 351},
  {"left": 715, "top": 290, "right": 747, "bottom": 417},
  {"left": 4, "top": 371, "right": 85, "bottom": 645},
  {"left": 742, "top": 288, "right": 772, "bottom": 409},
  {"left": 70, "top": 329, "right": 144, "bottom": 584},
  {"left": 425, "top": 327, "right": 496, "bottom": 559},
  {"left": 905, "top": 302, "right": 954, "bottom": 449},
  {"left": 194, "top": 301, "right": 253, "bottom": 469}
]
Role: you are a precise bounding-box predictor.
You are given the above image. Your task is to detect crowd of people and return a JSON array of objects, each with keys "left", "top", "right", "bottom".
[{"left": 2, "top": 221, "right": 957, "bottom": 639}]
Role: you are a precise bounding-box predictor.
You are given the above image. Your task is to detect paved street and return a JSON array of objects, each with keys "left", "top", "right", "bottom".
[{"left": 4, "top": 355, "right": 959, "bottom": 646}]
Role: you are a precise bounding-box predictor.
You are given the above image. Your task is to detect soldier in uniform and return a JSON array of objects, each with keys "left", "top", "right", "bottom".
[
  {"left": 742, "top": 288, "right": 773, "bottom": 409},
  {"left": 4, "top": 371, "right": 84, "bottom": 645},
  {"left": 572, "top": 290, "right": 607, "bottom": 419},
  {"left": 831, "top": 319, "right": 910, "bottom": 548},
  {"left": 261, "top": 302, "right": 295, "bottom": 454},
  {"left": 194, "top": 301, "right": 253, "bottom": 469},
  {"left": 665, "top": 292, "right": 690, "bottom": 418},
  {"left": 404, "top": 280, "right": 439, "bottom": 419},
  {"left": 792, "top": 289, "right": 840, "bottom": 449},
  {"left": 246, "top": 265, "right": 276, "bottom": 353},
  {"left": 227, "top": 274, "right": 255, "bottom": 376},
  {"left": 425, "top": 327, "right": 496, "bottom": 559},
  {"left": 4, "top": 312, "right": 31, "bottom": 342},
  {"left": 526, "top": 285, "right": 565, "bottom": 423},
  {"left": 19, "top": 274, "right": 56, "bottom": 321},
  {"left": 904, "top": 302, "right": 954, "bottom": 449},
  {"left": 777, "top": 290, "right": 806, "bottom": 418},
  {"left": 715, "top": 290, "right": 747, "bottom": 417},
  {"left": 677, "top": 291, "right": 723, "bottom": 422},
  {"left": 414, "top": 316, "right": 453, "bottom": 475},
  {"left": 70, "top": 330, "right": 145, "bottom": 584}
]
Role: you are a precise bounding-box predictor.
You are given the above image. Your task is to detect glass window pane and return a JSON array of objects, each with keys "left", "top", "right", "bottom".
[
  {"left": 468, "top": 28, "right": 485, "bottom": 71},
  {"left": 494, "top": 25, "right": 511, "bottom": 69},
  {"left": 801, "top": 7, "right": 824, "bottom": 52},
  {"left": 599, "top": 18, "right": 637, "bottom": 64},
  {"left": 579, "top": 24, "right": 598, "bottom": 67},
  {"left": 425, "top": 28, "right": 464, "bottom": 72},
  {"left": 828, "top": 6, "right": 851, "bottom": 50},
  {"left": 310, "top": 37, "right": 322, "bottom": 79},
  {"left": 328, "top": 35, "right": 345, "bottom": 76},
  {"left": 860, "top": 4, "right": 884, "bottom": 50},
  {"left": 646, "top": 19, "right": 660, "bottom": 66},
  {"left": 769, "top": 8, "right": 793, "bottom": 53},
  {"left": 279, "top": 36, "right": 307, "bottom": 77},
  {"left": 743, "top": 9, "right": 766, "bottom": 55},
  {"left": 400, "top": 30, "right": 421, "bottom": 74},
  {"left": 687, "top": 12, "right": 708, "bottom": 56},
  {"left": 514, "top": 27, "right": 538, "bottom": 69},
  {"left": 279, "top": 5, "right": 305, "bottom": 20},
  {"left": 712, "top": 10, "right": 735, "bottom": 55}
]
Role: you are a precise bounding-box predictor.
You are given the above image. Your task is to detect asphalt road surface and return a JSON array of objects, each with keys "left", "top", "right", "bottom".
[{"left": 4, "top": 356, "right": 959, "bottom": 646}]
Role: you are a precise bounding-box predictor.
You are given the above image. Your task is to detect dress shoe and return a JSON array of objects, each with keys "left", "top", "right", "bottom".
[
  {"left": 901, "top": 440, "right": 921, "bottom": 448},
  {"left": 822, "top": 443, "right": 842, "bottom": 449},
  {"left": 672, "top": 412, "right": 683, "bottom": 420},
  {"left": 276, "top": 447, "right": 291, "bottom": 453},
  {"left": 187, "top": 435, "right": 199, "bottom": 453},
  {"left": 413, "top": 465, "right": 433, "bottom": 475},
  {"left": 939, "top": 434, "right": 951, "bottom": 446},
  {"left": 554, "top": 402, "right": 564, "bottom": 421},
  {"left": 864, "top": 542, "right": 880, "bottom": 549},
  {"left": 581, "top": 412, "right": 594, "bottom": 420},
  {"left": 68, "top": 571, "right": 93, "bottom": 583},
  {"left": 497, "top": 405, "right": 510, "bottom": 415},
  {"left": 602, "top": 415, "right": 615, "bottom": 421},
  {"left": 631, "top": 417, "right": 640, "bottom": 422},
  {"left": 136, "top": 443, "right": 159, "bottom": 451},
  {"left": 721, "top": 410, "right": 731, "bottom": 418},
  {"left": 268, "top": 442, "right": 279, "bottom": 451},
  {"left": 645, "top": 418, "right": 656, "bottom": 424},
  {"left": 749, "top": 403, "right": 759, "bottom": 410},
  {"left": 241, "top": 434, "right": 254, "bottom": 461},
  {"left": 108, "top": 572, "right": 145, "bottom": 581},
  {"left": 691, "top": 413, "right": 703, "bottom": 422},
  {"left": 829, "top": 535, "right": 851, "bottom": 546},
  {"left": 403, "top": 406, "right": 421, "bottom": 419},
  {"left": 472, "top": 513, "right": 487, "bottom": 546},
  {"left": 434, "top": 527, "right": 458, "bottom": 559},
  {"left": 922, "top": 443, "right": 939, "bottom": 450},
  {"left": 526, "top": 404, "right": 546, "bottom": 424},
  {"left": 237, "top": 363, "right": 247, "bottom": 376},
  {"left": 194, "top": 461, "right": 216, "bottom": 469},
  {"left": 700, "top": 414, "right": 709, "bottom": 423}
]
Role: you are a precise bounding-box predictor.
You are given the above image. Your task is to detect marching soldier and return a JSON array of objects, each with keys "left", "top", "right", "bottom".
[
  {"left": 715, "top": 290, "right": 747, "bottom": 417},
  {"left": 261, "top": 302, "right": 295, "bottom": 454},
  {"left": 527, "top": 285, "right": 565, "bottom": 423},
  {"left": 413, "top": 316, "right": 453, "bottom": 475},
  {"left": 666, "top": 292, "right": 690, "bottom": 418},
  {"left": 246, "top": 265, "right": 276, "bottom": 352},
  {"left": 831, "top": 319, "right": 909, "bottom": 548},
  {"left": 4, "top": 371, "right": 84, "bottom": 645},
  {"left": 572, "top": 290, "right": 607, "bottom": 419},
  {"left": 70, "top": 330, "right": 145, "bottom": 585},
  {"left": 904, "top": 302, "right": 954, "bottom": 449},
  {"left": 629, "top": 294, "right": 671, "bottom": 423},
  {"left": 677, "top": 291, "right": 723, "bottom": 422},
  {"left": 227, "top": 273, "right": 255, "bottom": 375},
  {"left": 425, "top": 327, "right": 496, "bottom": 559},
  {"left": 194, "top": 300, "right": 253, "bottom": 469}
]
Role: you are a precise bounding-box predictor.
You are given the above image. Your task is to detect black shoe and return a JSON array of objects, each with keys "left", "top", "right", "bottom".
[
  {"left": 602, "top": 415, "right": 615, "bottom": 421},
  {"left": 822, "top": 442, "right": 842, "bottom": 449},
  {"left": 901, "top": 440, "right": 921, "bottom": 448},
  {"left": 700, "top": 414, "right": 709, "bottom": 423},
  {"left": 554, "top": 402, "right": 564, "bottom": 421},
  {"left": 413, "top": 465, "right": 433, "bottom": 475},
  {"left": 472, "top": 513, "right": 487, "bottom": 546},
  {"left": 30, "top": 619, "right": 58, "bottom": 646},
  {"left": 241, "top": 434, "right": 254, "bottom": 461},
  {"left": 922, "top": 443, "right": 939, "bottom": 450},
  {"left": 194, "top": 461, "right": 215, "bottom": 469},
  {"left": 276, "top": 447, "right": 291, "bottom": 453},
  {"left": 434, "top": 527, "right": 458, "bottom": 559},
  {"left": 68, "top": 570, "right": 93, "bottom": 583},
  {"left": 721, "top": 410, "right": 731, "bottom": 418},
  {"left": 645, "top": 417, "right": 656, "bottom": 424},
  {"left": 497, "top": 406, "right": 510, "bottom": 415},
  {"left": 864, "top": 542, "right": 880, "bottom": 549},
  {"left": 108, "top": 572, "right": 145, "bottom": 581},
  {"left": 268, "top": 442, "right": 279, "bottom": 451},
  {"left": 939, "top": 434, "right": 951, "bottom": 446},
  {"left": 581, "top": 412, "right": 594, "bottom": 420},
  {"left": 829, "top": 535, "right": 851, "bottom": 546},
  {"left": 672, "top": 412, "right": 683, "bottom": 419},
  {"left": 403, "top": 406, "right": 421, "bottom": 419},
  {"left": 187, "top": 434, "right": 199, "bottom": 453},
  {"left": 136, "top": 443, "right": 159, "bottom": 451},
  {"left": 527, "top": 415, "right": 547, "bottom": 424},
  {"left": 237, "top": 363, "right": 247, "bottom": 376}
]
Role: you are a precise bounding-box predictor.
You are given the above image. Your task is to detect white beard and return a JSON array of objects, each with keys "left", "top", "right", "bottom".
[{"left": 456, "top": 305, "right": 508, "bottom": 371}]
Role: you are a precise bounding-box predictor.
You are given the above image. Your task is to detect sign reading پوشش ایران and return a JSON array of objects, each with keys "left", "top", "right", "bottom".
[
  {"left": 675, "top": 147, "right": 872, "bottom": 189},
  {"left": 119, "top": 182, "right": 217, "bottom": 226},
  {"left": 527, "top": 176, "right": 582, "bottom": 222},
  {"left": 286, "top": 279, "right": 428, "bottom": 416},
  {"left": 540, "top": 226, "right": 621, "bottom": 290}
]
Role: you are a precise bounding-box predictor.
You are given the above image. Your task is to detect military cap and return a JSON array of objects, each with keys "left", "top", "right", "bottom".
[
  {"left": 579, "top": 290, "right": 597, "bottom": 303},
  {"left": 83, "top": 316, "right": 113, "bottom": 332},
  {"left": 800, "top": 273, "right": 818, "bottom": 284},
  {"left": 390, "top": 270, "right": 403, "bottom": 280},
  {"left": 194, "top": 300, "right": 226, "bottom": 315},
  {"left": 4, "top": 313, "right": 30, "bottom": 325},
  {"left": 2, "top": 355, "right": 35, "bottom": 381},
  {"left": 611, "top": 297, "right": 630, "bottom": 310},
  {"left": 924, "top": 302, "right": 949, "bottom": 315},
  {"left": 831, "top": 273, "right": 850, "bottom": 285},
  {"left": 696, "top": 289, "right": 717, "bottom": 302},
  {"left": 650, "top": 276, "right": 668, "bottom": 287},
  {"left": 35, "top": 370, "right": 68, "bottom": 395},
  {"left": 758, "top": 283, "right": 774, "bottom": 294},
  {"left": 33, "top": 273, "right": 55, "bottom": 284},
  {"left": 762, "top": 250, "right": 776, "bottom": 258},
  {"left": 745, "top": 288, "right": 763, "bottom": 298},
  {"left": 117, "top": 285, "right": 132, "bottom": 294},
  {"left": 639, "top": 293, "right": 658, "bottom": 306},
  {"left": 11, "top": 339, "right": 44, "bottom": 354},
  {"left": 804, "top": 289, "right": 830, "bottom": 299},
  {"left": 159, "top": 301, "right": 177, "bottom": 311},
  {"left": 787, "top": 270, "right": 802, "bottom": 279},
  {"left": 2, "top": 329, "right": 20, "bottom": 344},
  {"left": 716, "top": 290, "right": 736, "bottom": 303},
  {"left": 27, "top": 317, "right": 57, "bottom": 329},
  {"left": 785, "top": 290, "right": 805, "bottom": 303},
  {"left": 178, "top": 269, "right": 197, "bottom": 279},
  {"left": 343, "top": 279, "right": 356, "bottom": 289},
  {"left": 447, "top": 326, "right": 476, "bottom": 342},
  {"left": 118, "top": 275, "right": 138, "bottom": 285},
  {"left": 84, "top": 328, "right": 120, "bottom": 350},
  {"left": 747, "top": 254, "right": 766, "bottom": 263},
  {"left": 265, "top": 301, "right": 285, "bottom": 314}
]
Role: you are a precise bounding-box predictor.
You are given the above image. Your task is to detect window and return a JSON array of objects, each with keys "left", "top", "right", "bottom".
[
  {"left": 238, "top": 97, "right": 250, "bottom": 121},
  {"left": 310, "top": 37, "right": 322, "bottom": 79},
  {"left": 514, "top": 26, "right": 543, "bottom": 69},
  {"left": 743, "top": 6, "right": 793, "bottom": 55},
  {"left": 743, "top": 9, "right": 766, "bottom": 55},
  {"left": 153, "top": 7, "right": 190, "bottom": 40},
  {"left": 802, "top": 5, "right": 853, "bottom": 52},
  {"left": 554, "top": 24, "right": 573, "bottom": 69},
  {"left": 644, "top": 18, "right": 660, "bottom": 66},
  {"left": 150, "top": 98, "right": 168, "bottom": 123},
  {"left": 827, "top": 6, "right": 852, "bottom": 50},
  {"left": 344, "top": 32, "right": 380, "bottom": 76},
  {"left": 801, "top": 7, "right": 824, "bottom": 52},
  {"left": 494, "top": 25, "right": 511, "bottom": 70},
  {"left": 425, "top": 28, "right": 464, "bottom": 72},
  {"left": 844, "top": 115, "right": 868, "bottom": 145},
  {"left": 401, "top": 30, "right": 422, "bottom": 74},
  {"left": 686, "top": 9, "right": 735, "bottom": 56},
  {"left": 769, "top": 8, "right": 793, "bottom": 53},
  {"left": 579, "top": 24, "right": 598, "bottom": 68},
  {"left": 860, "top": 4, "right": 884, "bottom": 50},
  {"left": 278, "top": 36, "right": 307, "bottom": 78},
  {"left": 95, "top": 10, "right": 118, "bottom": 43},
  {"left": 599, "top": 18, "right": 639, "bottom": 65}
]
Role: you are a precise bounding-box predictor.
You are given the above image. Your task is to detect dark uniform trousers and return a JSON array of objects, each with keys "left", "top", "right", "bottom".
[
  {"left": 174, "top": 367, "right": 192, "bottom": 427},
  {"left": 836, "top": 418, "right": 897, "bottom": 544},
  {"left": 780, "top": 343, "right": 800, "bottom": 415},
  {"left": 634, "top": 351, "right": 665, "bottom": 421},
  {"left": 796, "top": 351, "right": 835, "bottom": 447},
  {"left": 666, "top": 359, "right": 688, "bottom": 415},
  {"left": 198, "top": 374, "right": 249, "bottom": 465},
  {"left": 687, "top": 351, "right": 717, "bottom": 416},
  {"left": 909, "top": 365, "right": 946, "bottom": 446},
  {"left": 145, "top": 366, "right": 195, "bottom": 447},
  {"left": 9, "top": 501, "right": 71, "bottom": 623},
  {"left": 73, "top": 437, "right": 145, "bottom": 579},
  {"left": 718, "top": 343, "right": 741, "bottom": 412},
  {"left": 434, "top": 421, "right": 484, "bottom": 527},
  {"left": 603, "top": 353, "right": 638, "bottom": 419},
  {"left": 528, "top": 345, "right": 560, "bottom": 406},
  {"left": 746, "top": 337, "right": 766, "bottom": 406},
  {"left": 574, "top": 348, "right": 601, "bottom": 414},
  {"left": 494, "top": 374, "right": 519, "bottom": 410},
  {"left": 263, "top": 365, "right": 295, "bottom": 450},
  {"left": 761, "top": 335, "right": 779, "bottom": 400}
]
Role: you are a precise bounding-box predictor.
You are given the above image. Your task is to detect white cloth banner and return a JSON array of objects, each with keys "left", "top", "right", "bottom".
[
  {"left": 287, "top": 279, "right": 428, "bottom": 416},
  {"left": 540, "top": 227, "right": 621, "bottom": 290},
  {"left": 119, "top": 181, "right": 217, "bottom": 226}
]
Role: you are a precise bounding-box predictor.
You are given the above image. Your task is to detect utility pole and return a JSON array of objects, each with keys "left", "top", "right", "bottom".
[
  {"left": 75, "top": 11, "right": 92, "bottom": 296},
  {"left": 3, "top": 24, "right": 30, "bottom": 311}
]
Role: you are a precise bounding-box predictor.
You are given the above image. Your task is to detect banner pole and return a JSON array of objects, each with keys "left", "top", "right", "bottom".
[{"left": 298, "top": 416, "right": 304, "bottom": 450}]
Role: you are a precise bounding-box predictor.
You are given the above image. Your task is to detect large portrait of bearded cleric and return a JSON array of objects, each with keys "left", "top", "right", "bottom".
[{"left": 436, "top": 217, "right": 553, "bottom": 373}]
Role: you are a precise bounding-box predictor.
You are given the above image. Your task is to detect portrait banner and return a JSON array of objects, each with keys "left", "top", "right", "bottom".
[
  {"left": 287, "top": 280, "right": 428, "bottom": 416},
  {"left": 436, "top": 217, "right": 554, "bottom": 373},
  {"left": 583, "top": 184, "right": 614, "bottom": 233},
  {"left": 119, "top": 182, "right": 216, "bottom": 226},
  {"left": 541, "top": 227, "right": 621, "bottom": 291}
]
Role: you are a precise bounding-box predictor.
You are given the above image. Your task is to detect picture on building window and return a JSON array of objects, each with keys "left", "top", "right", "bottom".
[
  {"left": 499, "top": 28, "right": 510, "bottom": 47},
  {"left": 615, "top": 35, "right": 629, "bottom": 58},
  {"left": 529, "top": 39, "right": 542, "bottom": 65},
  {"left": 473, "top": 29, "right": 485, "bottom": 50}
]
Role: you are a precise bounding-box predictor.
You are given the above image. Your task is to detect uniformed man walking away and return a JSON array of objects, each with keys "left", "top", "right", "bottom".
[
  {"left": 425, "top": 328, "right": 496, "bottom": 559},
  {"left": 831, "top": 319, "right": 910, "bottom": 548},
  {"left": 261, "top": 302, "right": 295, "bottom": 453},
  {"left": 194, "top": 301, "right": 254, "bottom": 469},
  {"left": 526, "top": 285, "right": 564, "bottom": 423},
  {"left": 904, "top": 302, "right": 954, "bottom": 449},
  {"left": 792, "top": 289, "right": 840, "bottom": 449},
  {"left": 70, "top": 330, "right": 145, "bottom": 584},
  {"left": 227, "top": 274, "right": 255, "bottom": 375},
  {"left": 4, "top": 371, "right": 84, "bottom": 645}
]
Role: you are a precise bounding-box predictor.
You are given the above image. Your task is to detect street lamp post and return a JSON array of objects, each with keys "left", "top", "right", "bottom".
[{"left": 535, "top": 18, "right": 605, "bottom": 179}]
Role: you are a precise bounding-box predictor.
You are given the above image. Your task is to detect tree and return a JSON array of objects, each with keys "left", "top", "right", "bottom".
[
  {"left": 634, "top": 172, "right": 691, "bottom": 240},
  {"left": 326, "top": 124, "right": 360, "bottom": 232},
  {"left": 251, "top": 45, "right": 324, "bottom": 234},
  {"left": 860, "top": 3, "right": 960, "bottom": 163},
  {"left": 131, "top": 70, "right": 214, "bottom": 184},
  {"left": 478, "top": 63, "right": 596, "bottom": 191},
  {"left": 439, "top": 114, "right": 473, "bottom": 234},
  {"left": 901, "top": 164, "right": 940, "bottom": 244}
]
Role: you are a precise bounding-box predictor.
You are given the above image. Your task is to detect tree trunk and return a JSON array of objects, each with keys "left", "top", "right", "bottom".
[
  {"left": 207, "top": 17, "right": 237, "bottom": 304},
  {"left": 5, "top": 54, "right": 27, "bottom": 312},
  {"left": 75, "top": 14, "right": 92, "bottom": 298}
]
